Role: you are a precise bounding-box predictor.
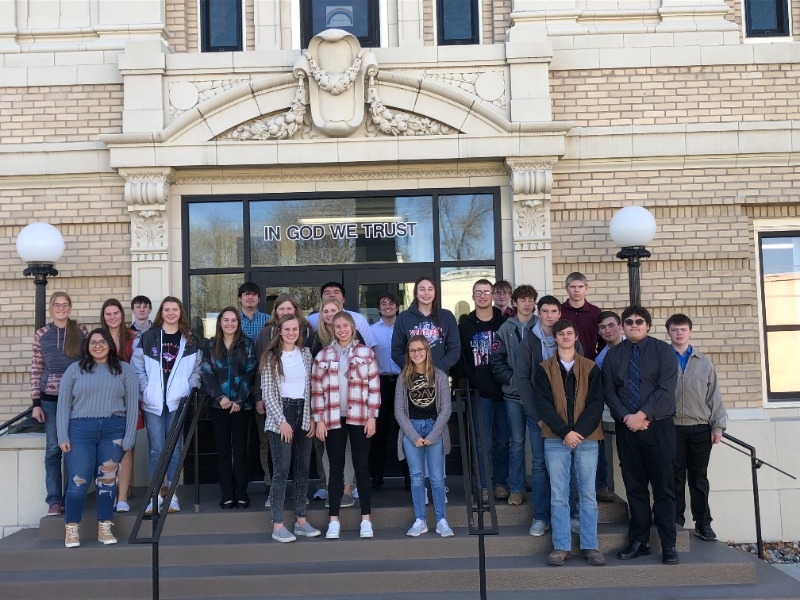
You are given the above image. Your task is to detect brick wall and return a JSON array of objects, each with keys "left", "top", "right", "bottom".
[
  {"left": 166, "top": 0, "right": 187, "bottom": 53},
  {"left": 245, "top": 0, "right": 255, "bottom": 51},
  {"left": 550, "top": 64, "right": 800, "bottom": 127},
  {"left": 0, "top": 85, "right": 123, "bottom": 144},
  {"left": 187, "top": 0, "right": 199, "bottom": 52},
  {"left": 549, "top": 165, "right": 800, "bottom": 408},
  {"left": 0, "top": 185, "right": 131, "bottom": 419},
  {"left": 423, "top": 0, "right": 434, "bottom": 45},
  {"left": 489, "top": 0, "right": 511, "bottom": 44}
]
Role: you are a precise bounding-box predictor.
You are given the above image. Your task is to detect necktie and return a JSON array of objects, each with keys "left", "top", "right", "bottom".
[{"left": 628, "top": 344, "right": 641, "bottom": 411}]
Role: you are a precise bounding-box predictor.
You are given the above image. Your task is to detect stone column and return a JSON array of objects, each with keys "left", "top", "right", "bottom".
[
  {"left": 506, "top": 159, "right": 554, "bottom": 295},
  {"left": 121, "top": 168, "right": 174, "bottom": 302}
]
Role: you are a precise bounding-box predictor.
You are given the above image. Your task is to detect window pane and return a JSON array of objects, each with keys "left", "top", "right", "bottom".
[
  {"left": 189, "top": 273, "right": 243, "bottom": 340},
  {"left": 766, "top": 330, "right": 800, "bottom": 394},
  {"left": 441, "top": 0, "right": 475, "bottom": 42},
  {"left": 440, "top": 266, "right": 495, "bottom": 323},
  {"left": 761, "top": 236, "right": 800, "bottom": 326},
  {"left": 260, "top": 284, "right": 321, "bottom": 319},
  {"left": 357, "top": 281, "right": 413, "bottom": 324},
  {"left": 439, "top": 194, "right": 495, "bottom": 261},
  {"left": 312, "top": 0, "right": 371, "bottom": 39},
  {"left": 749, "top": 0, "right": 780, "bottom": 30},
  {"left": 188, "top": 202, "right": 244, "bottom": 269},
  {"left": 250, "top": 196, "right": 433, "bottom": 267},
  {"left": 208, "top": 0, "right": 241, "bottom": 48}
]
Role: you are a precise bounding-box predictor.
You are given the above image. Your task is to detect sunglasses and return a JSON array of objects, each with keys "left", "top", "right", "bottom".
[{"left": 624, "top": 318, "right": 646, "bottom": 326}]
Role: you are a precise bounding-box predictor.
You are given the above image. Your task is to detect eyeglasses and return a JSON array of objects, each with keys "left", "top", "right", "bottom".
[
  {"left": 473, "top": 290, "right": 493, "bottom": 297},
  {"left": 493, "top": 290, "right": 509, "bottom": 296},
  {"left": 88, "top": 340, "right": 109, "bottom": 347},
  {"left": 624, "top": 318, "right": 646, "bottom": 326},
  {"left": 408, "top": 348, "right": 426, "bottom": 354},
  {"left": 52, "top": 303, "right": 70, "bottom": 309}
]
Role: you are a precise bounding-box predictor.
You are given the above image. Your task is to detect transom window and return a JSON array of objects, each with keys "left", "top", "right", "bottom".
[
  {"left": 301, "top": 0, "right": 380, "bottom": 48},
  {"left": 745, "top": 0, "right": 790, "bottom": 37},
  {"left": 437, "top": 0, "right": 480, "bottom": 45},
  {"left": 759, "top": 232, "right": 800, "bottom": 401}
]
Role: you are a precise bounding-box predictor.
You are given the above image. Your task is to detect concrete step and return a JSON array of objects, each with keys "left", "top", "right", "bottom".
[
  {"left": 0, "top": 541, "right": 758, "bottom": 600},
  {"left": 36, "top": 482, "right": 630, "bottom": 540},
  {"left": 0, "top": 523, "right": 691, "bottom": 572}
]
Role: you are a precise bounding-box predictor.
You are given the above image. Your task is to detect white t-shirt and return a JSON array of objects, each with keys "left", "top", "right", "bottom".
[{"left": 279, "top": 348, "right": 305, "bottom": 398}]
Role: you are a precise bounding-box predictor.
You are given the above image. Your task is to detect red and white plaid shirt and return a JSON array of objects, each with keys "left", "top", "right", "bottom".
[{"left": 311, "top": 342, "right": 380, "bottom": 429}]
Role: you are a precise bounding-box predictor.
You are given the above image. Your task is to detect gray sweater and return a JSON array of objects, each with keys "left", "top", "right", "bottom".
[
  {"left": 56, "top": 361, "right": 140, "bottom": 450},
  {"left": 394, "top": 367, "right": 452, "bottom": 460}
]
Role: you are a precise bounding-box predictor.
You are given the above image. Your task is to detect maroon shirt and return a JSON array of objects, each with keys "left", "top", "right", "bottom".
[{"left": 560, "top": 300, "right": 604, "bottom": 361}]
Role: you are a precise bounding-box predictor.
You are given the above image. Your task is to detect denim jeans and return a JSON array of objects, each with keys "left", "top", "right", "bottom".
[
  {"left": 569, "top": 438, "right": 609, "bottom": 520},
  {"left": 402, "top": 418, "right": 447, "bottom": 522},
  {"left": 544, "top": 438, "right": 599, "bottom": 551},
  {"left": 40, "top": 397, "right": 63, "bottom": 506},
  {"left": 143, "top": 404, "right": 182, "bottom": 486},
  {"left": 505, "top": 399, "right": 526, "bottom": 494},
  {"left": 209, "top": 406, "right": 250, "bottom": 501},
  {"left": 63, "top": 416, "right": 126, "bottom": 524},
  {"left": 470, "top": 396, "right": 510, "bottom": 488},
  {"left": 267, "top": 399, "right": 313, "bottom": 524},
  {"left": 526, "top": 416, "right": 551, "bottom": 523}
]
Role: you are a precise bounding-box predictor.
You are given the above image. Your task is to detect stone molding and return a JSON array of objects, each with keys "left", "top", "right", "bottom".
[
  {"left": 121, "top": 168, "right": 173, "bottom": 261},
  {"left": 506, "top": 160, "right": 555, "bottom": 195}
]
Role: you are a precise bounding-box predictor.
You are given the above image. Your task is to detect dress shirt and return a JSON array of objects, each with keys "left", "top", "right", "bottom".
[{"left": 370, "top": 319, "right": 401, "bottom": 375}]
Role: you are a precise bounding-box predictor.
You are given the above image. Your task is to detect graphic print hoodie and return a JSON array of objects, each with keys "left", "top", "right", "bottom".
[
  {"left": 459, "top": 307, "right": 507, "bottom": 401},
  {"left": 391, "top": 305, "right": 461, "bottom": 373}
]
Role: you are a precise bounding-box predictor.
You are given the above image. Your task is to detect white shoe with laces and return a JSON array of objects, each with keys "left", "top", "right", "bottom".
[
  {"left": 436, "top": 519, "right": 454, "bottom": 538},
  {"left": 406, "top": 518, "right": 428, "bottom": 537}
]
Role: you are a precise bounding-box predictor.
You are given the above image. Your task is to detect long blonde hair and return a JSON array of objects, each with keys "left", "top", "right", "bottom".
[
  {"left": 260, "top": 314, "right": 301, "bottom": 379},
  {"left": 49, "top": 292, "right": 82, "bottom": 359},
  {"left": 401, "top": 335, "right": 434, "bottom": 389},
  {"left": 316, "top": 298, "right": 342, "bottom": 347}
]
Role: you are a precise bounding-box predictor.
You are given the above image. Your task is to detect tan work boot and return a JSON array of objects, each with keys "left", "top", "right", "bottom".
[
  {"left": 97, "top": 520, "right": 117, "bottom": 545},
  {"left": 65, "top": 523, "right": 80, "bottom": 548}
]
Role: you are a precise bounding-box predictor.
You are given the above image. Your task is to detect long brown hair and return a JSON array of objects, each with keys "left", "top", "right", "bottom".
[
  {"left": 316, "top": 298, "right": 342, "bottom": 347},
  {"left": 100, "top": 298, "right": 132, "bottom": 361},
  {"left": 211, "top": 307, "right": 245, "bottom": 361},
  {"left": 411, "top": 277, "right": 440, "bottom": 325},
  {"left": 49, "top": 291, "right": 83, "bottom": 359},
  {"left": 260, "top": 314, "right": 302, "bottom": 379},
  {"left": 401, "top": 335, "right": 434, "bottom": 388},
  {"left": 152, "top": 296, "right": 194, "bottom": 344}
]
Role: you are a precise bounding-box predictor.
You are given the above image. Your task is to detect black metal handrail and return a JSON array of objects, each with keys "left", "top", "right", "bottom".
[
  {"left": 454, "top": 383, "right": 499, "bottom": 600},
  {"left": 0, "top": 407, "right": 34, "bottom": 436},
  {"left": 720, "top": 431, "right": 795, "bottom": 561},
  {"left": 128, "top": 389, "right": 203, "bottom": 600}
]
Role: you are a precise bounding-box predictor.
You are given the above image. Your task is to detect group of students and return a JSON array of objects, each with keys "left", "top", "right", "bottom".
[{"left": 459, "top": 273, "right": 727, "bottom": 568}]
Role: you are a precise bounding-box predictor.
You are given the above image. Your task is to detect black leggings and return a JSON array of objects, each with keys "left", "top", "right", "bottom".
[{"left": 325, "top": 419, "right": 372, "bottom": 516}]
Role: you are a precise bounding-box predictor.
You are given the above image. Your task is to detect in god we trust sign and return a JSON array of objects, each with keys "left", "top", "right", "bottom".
[{"left": 264, "top": 221, "right": 418, "bottom": 242}]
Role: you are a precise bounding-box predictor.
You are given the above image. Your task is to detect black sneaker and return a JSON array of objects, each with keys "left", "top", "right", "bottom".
[{"left": 694, "top": 524, "right": 717, "bottom": 541}]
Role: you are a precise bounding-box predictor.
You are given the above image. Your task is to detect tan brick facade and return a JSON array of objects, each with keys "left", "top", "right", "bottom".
[
  {"left": 550, "top": 64, "right": 800, "bottom": 127},
  {"left": 0, "top": 85, "right": 123, "bottom": 144},
  {"left": 166, "top": 0, "right": 188, "bottom": 53}
]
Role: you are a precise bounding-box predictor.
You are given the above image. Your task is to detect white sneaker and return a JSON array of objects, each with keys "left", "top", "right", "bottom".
[
  {"left": 360, "top": 520, "right": 374, "bottom": 538},
  {"left": 529, "top": 520, "right": 550, "bottom": 537},
  {"left": 168, "top": 496, "right": 181, "bottom": 513},
  {"left": 144, "top": 496, "right": 163, "bottom": 516},
  {"left": 406, "top": 518, "right": 428, "bottom": 537},
  {"left": 325, "top": 521, "right": 341, "bottom": 539},
  {"left": 115, "top": 500, "right": 130, "bottom": 513},
  {"left": 436, "top": 519, "right": 454, "bottom": 538}
]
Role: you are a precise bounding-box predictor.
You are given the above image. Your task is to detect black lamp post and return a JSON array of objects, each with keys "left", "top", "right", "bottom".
[
  {"left": 16, "top": 223, "right": 65, "bottom": 330},
  {"left": 609, "top": 206, "right": 656, "bottom": 307}
]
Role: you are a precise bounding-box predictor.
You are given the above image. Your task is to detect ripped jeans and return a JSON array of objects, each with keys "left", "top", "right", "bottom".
[{"left": 63, "top": 416, "right": 126, "bottom": 524}]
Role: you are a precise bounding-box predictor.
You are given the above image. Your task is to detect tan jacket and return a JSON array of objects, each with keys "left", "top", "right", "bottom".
[{"left": 674, "top": 348, "right": 727, "bottom": 432}]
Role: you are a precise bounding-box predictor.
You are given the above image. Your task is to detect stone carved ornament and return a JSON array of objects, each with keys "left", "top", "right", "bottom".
[
  {"left": 122, "top": 169, "right": 171, "bottom": 259},
  {"left": 218, "top": 29, "right": 455, "bottom": 140},
  {"left": 515, "top": 199, "right": 548, "bottom": 239}
]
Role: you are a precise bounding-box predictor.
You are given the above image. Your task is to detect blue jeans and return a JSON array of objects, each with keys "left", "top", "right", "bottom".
[
  {"left": 143, "top": 405, "right": 182, "bottom": 485},
  {"left": 470, "top": 396, "right": 510, "bottom": 489},
  {"left": 526, "top": 417, "right": 551, "bottom": 523},
  {"left": 505, "top": 400, "right": 526, "bottom": 494},
  {"left": 544, "top": 438, "right": 599, "bottom": 551},
  {"left": 41, "top": 398, "right": 63, "bottom": 506},
  {"left": 63, "top": 416, "right": 126, "bottom": 523},
  {"left": 403, "top": 418, "right": 447, "bottom": 522}
]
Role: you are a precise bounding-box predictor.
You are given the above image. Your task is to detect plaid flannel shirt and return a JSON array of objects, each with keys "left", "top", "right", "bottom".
[
  {"left": 261, "top": 347, "right": 313, "bottom": 434},
  {"left": 311, "top": 342, "right": 381, "bottom": 429}
]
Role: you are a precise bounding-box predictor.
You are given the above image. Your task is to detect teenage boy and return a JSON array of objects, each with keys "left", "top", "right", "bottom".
[
  {"left": 560, "top": 272, "right": 603, "bottom": 361},
  {"left": 238, "top": 282, "right": 270, "bottom": 343},
  {"left": 493, "top": 280, "right": 515, "bottom": 317},
  {"left": 603, "top": 306, "right": 679, "bottom": 565},
  {"left": 534, "top": 319, "right": 605, "bottom": 567},
  {"left": 515, "top": 295, "right": 563, "bottom": 536},
  {"left": 459, "top": 279, "right": 509, "bottom": 501},
  {"left": 130, "top": 295, "right": 153, "bottom": 343},
  {"left": 369, "top": 292, "right": 402, "bottom": 492},
  {"left": 592, "top": 311, "right": 625, "bottom": 503},
  {"left": 307, "top": 282, "right": 377, "bottom": 348},
  {"left": 490, "top": 284, "right": 538, "bottom": 506},
  {"left": 666, "top": 313, "right": 727, "bottom": 542}
]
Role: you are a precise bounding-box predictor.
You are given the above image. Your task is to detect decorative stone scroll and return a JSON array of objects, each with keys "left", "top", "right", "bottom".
[
  {"left": 365, "top": 75, "right": 455, "bottom": 137},
  {"left": 121, "top": 168, "right": 173, "bottom": 262},
  {"left": 506, "top": 159, "right": 555, "bottom": 243}
]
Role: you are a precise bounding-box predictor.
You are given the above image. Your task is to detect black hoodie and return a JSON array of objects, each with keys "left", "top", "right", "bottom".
[{"left": 459, "top": 307, "right": 507, "bottom": 401}]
